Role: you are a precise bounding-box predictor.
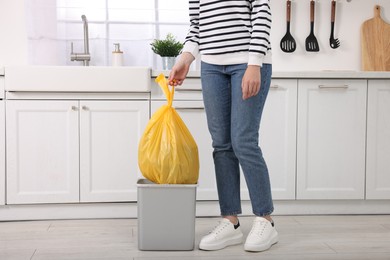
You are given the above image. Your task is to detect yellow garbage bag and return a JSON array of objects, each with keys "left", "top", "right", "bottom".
[{"left": 138, "top": 73, "right": 199, "bottom": 184}]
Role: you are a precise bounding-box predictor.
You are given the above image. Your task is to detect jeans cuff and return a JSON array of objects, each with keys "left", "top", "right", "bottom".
[
  {"left": 253, "top": 208, "right": 274, "bottom": 217},
  {"left": 221, "top": 210, "right": 242, "bottom": 216}
]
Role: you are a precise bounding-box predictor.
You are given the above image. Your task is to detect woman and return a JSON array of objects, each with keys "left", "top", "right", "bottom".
[{"left": 169, "top": 0, "right": 278, "bottom": 252}]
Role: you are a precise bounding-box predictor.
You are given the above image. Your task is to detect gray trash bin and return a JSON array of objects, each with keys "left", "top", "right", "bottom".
[{"left": 137, "top": 179, "right": 197, "bottom": 251}]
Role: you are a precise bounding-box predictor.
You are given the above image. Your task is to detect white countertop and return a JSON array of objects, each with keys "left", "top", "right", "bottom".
[
  {"left": 152, "top": 70, "right": 390, "bottom": 79},
  {"left": 272, "top": 71, "right": 390, "bottom": 79},
  {"left": 5, "top": 66, "right": 151, "bottom": 92},
  {"left": 3, "top": 67, "right": 389, "bottom": 79}
]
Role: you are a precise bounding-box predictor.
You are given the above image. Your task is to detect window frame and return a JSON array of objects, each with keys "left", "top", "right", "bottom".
[{"left": 56, "top": 0, "right": 189, "bottom": 67}]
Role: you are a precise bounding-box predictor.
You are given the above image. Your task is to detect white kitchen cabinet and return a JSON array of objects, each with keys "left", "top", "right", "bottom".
[
  {"left": 151, "top": 79, "right": 297, "bottom": 201},
  {"left": 151, "top": 100, "right": 217, "bottom": 200},
  {"left": 0, "top": 100, "right": 5, "bottom": 205},
  {"left": 79, "top": 101, "right": 148, "bottom": 202},
  {"left": 6, "top": 100, "right": 149, "bottom": 204},
  {"left": 297, "top": 79, "right": 367, "bottom": 199},
  {"left": 258, "top": 79, "right": 297, "bottom": 200},
  {"left": 366, "top": 80, "right": 390, "bottom": 199},
  {"left": 239, "top": 79, "right": 297, "bottom": 200},
  {"left": 6, "top": 100, "right": 80, "bottom": 204}
]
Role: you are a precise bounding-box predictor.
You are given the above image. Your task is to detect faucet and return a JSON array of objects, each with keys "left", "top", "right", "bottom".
[{"left": 70, "top": 15, "right": 91, "bottom": 66}]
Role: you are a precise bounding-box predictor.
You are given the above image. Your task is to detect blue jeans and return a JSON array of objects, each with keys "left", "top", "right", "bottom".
[{"left": 201, "top": 61, "right": 274, "bottom": 217}]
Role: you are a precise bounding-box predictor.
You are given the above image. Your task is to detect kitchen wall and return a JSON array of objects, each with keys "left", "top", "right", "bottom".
[
  {"left": 270, "top": 0, "right": 390, "bottom": 71},
  {"left": 1, "top": 0, "right": 389, "bottom": 71},
  {"left": 0, "top": 0, "right": 28, "bottom": 66}
]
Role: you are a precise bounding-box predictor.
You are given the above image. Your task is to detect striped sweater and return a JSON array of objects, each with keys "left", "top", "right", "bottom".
[{"left": 182, "top": 0, "right": 272, "bottom": 66}]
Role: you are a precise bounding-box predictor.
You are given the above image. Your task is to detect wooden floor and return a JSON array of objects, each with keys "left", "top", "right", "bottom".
[{"left": 1, "top": 215, "right": 390, "bottom": 260}]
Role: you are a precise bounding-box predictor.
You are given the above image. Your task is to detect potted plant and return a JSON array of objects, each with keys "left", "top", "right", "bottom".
[{"left": 150, "top": 33, "right": 184, "bottom": 70}]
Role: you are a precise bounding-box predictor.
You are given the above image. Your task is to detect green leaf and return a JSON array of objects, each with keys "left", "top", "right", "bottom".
[{"left": 150, "top": 33, "right": 184, "bottom": 57}]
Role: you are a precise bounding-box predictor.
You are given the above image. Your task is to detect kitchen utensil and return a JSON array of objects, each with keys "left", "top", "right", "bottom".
[
  {"left": 280, "top": 0, "right": 296, "bottom": 53},
  {"left": 305, "top": 0, "right": 319, "bottom": 52},
  {"left": 361, "top": 5, "right": 390, "bottom": 71},
  {"left": 329, "top": 0, "right": 340, "bottom": 49}
]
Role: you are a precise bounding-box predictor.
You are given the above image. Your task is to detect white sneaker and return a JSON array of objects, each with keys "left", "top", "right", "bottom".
[
  {"left": 199, "top": 218, "right": 243, "bottom": 251},
  {"left": 244, "top": 217, "right": 278, "bottom": 252}
]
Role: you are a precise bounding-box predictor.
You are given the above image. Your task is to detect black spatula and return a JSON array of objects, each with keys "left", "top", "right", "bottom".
[
  {"left": 305, "top": 0, "right": 319, "bottom": 52},
  {"left": 280, "top": 0, "right": 296, "bottom": 53},
  {"left": 329, "top": 0, "right": 340, "bottom": 49}
]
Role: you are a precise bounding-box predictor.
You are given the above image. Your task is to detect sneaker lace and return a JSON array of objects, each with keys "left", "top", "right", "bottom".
[
  {"left": 250, "top": 220, "right": 267, "bottom": 237},
  {"left": 209, "top": 221, "right": 230, "bottom": 236}
]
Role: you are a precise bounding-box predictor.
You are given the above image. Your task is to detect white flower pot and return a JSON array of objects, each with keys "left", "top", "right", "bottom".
[{"left": 161, "top": 56, "right": 176, "bottom": 70}]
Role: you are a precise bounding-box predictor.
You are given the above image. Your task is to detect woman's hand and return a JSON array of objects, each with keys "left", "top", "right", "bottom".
[
  {"left": 242, "top": 65, "right": 261, "bottom": 100},
  {"left": 168, "top": 52, "right": 195, "bottom": 86}
]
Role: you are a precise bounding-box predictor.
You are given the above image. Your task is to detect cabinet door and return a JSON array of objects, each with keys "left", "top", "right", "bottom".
[
  {"left": 79, "top": 101, "right": 149, "bottom": 202},
  {"left": 239, "top": 80, "right": 297, "bottom": 201},
  {"left": 259, "top": 79, "right": 297, "bottom": 200},
  {"left": 0, "top": 101, "right": 5, "bottom": 205},
  {"left": 297, "top": 80, "right": 367, "bottom": 199},
  {"left": 151, "top": 100, "right": 217, "bottom": 200},
  {"left": 366, "top": 80, "right": 390, "bottom": 199},
  {"left": 6, "top": 100, "right": 79, "bottom": 204}
]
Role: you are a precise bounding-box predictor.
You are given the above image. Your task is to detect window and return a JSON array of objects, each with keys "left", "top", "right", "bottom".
[{"left": 26, "top": 0, "right": 190, "bottom": 68}]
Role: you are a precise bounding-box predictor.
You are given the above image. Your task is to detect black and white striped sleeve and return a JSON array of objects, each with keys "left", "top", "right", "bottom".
[
  {"left": 182, "top": 0, "right": 200, "bottom": 58},
  {"left": 248, "top": 0, "right": 271, "bottom": 66}
]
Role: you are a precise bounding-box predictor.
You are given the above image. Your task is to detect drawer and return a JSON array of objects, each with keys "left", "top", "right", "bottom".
[{"left": 151, "top": 78, "right": 202, "bottom": 100}]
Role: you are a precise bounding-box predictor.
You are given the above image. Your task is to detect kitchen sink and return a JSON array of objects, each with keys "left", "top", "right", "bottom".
[{"left": 5, "top": 66, "right": 151, "bottom": 92}]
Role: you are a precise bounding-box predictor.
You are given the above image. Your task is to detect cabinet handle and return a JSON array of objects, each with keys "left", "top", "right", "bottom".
[
  {"left": 71, "top": 106, "right": 78, "bottom": 111},
  {"left": 270, "top": 85, "right": 279, "bottom": 89},
  {"left": 318, "top": 84, "right": 349, "bottom": 89},
  {"left": 174, "top": 107, "right": 205, "bottom": 110},
  {"left": 175, "top": 88, "right": 201, "bottom": 92},
  {"left": 82, "top": 106, "right": 89, "bottom": 110}
]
